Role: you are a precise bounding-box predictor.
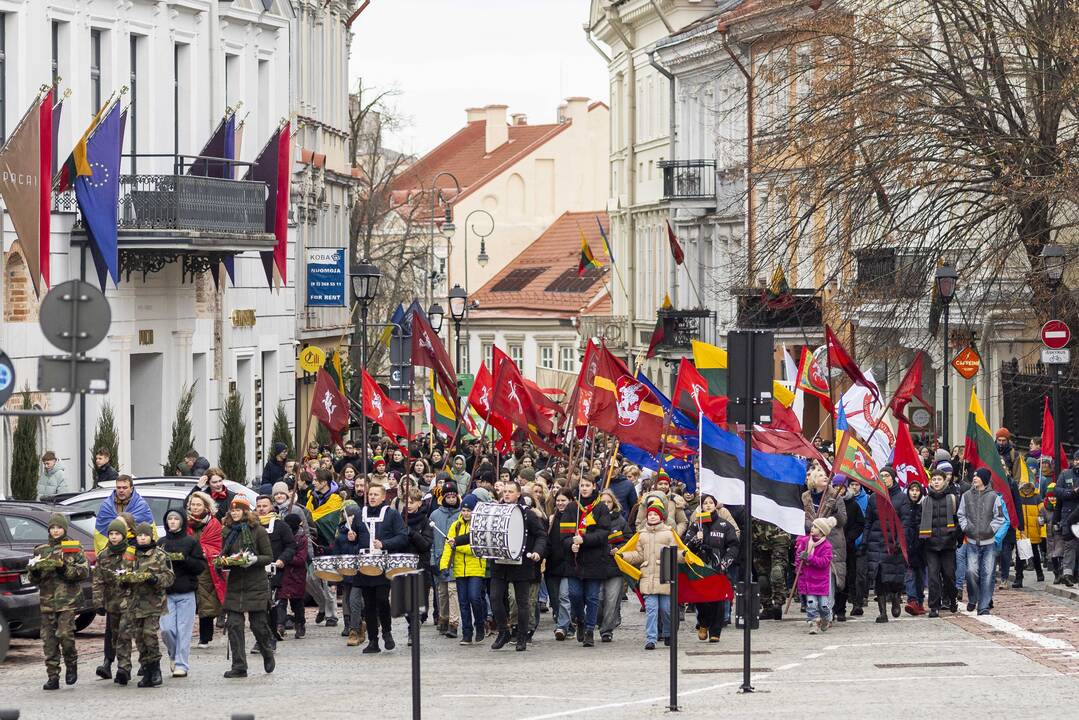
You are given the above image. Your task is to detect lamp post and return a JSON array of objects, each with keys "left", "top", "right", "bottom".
[
  {"left": 427, "top": 302, "right": 445, "bottom": 335},
  {"left": 462, "top": 209, "right": 494, "bottom": 368},
  {"left": 1042, "top": 244, "right": 1067, "bottom": 454},
  {"left": 351, "top": 259, "right": 382, "bottom": 476},
  {"left": 448, "top": 284, "right": 468, "bottom": 369},
  {"left": 935, "top": 264, "right": 959, "bottom": 447},
  {"left": 428, "top": 172, "right": 461, "bottom": 308}
]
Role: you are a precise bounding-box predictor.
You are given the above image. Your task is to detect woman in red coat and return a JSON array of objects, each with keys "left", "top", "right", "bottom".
[
  {"left": 187, "top": 491, "right": 227, "bottom": 648},
  {"left": 277, "top": 513, "right": 309, "bottom": 638}
]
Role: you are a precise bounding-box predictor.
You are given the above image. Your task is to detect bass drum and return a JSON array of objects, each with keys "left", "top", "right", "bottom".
[{"left": 469, "top": 502, "right": 525, "bottom": 562}]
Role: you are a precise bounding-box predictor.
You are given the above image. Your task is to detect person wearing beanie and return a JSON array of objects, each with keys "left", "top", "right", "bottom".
[
  {"left": 1055, "top": 450, "right": 1079, "bottom": 586},
  {"left": 430, "top": 479, "right": 462, "bottom": 637},
  {"left": 440, "top": 492, "right": 488, "bottom": 645},
  {"left": 797, "top": 516, "right": 836, "bottom": 633},
  {"left": 958, "top": 467, "right": 1008, "bottom": 614},
  {"left": 903, "top": 481, "right": 928, "bottom": 616},
  {"left": 802, "top": 464, "right": 848, "bottom": 615},
  {"left": 1041, "top": 483, "right": 1066, "bottom": 583},
  {"left": 259, "top": 442, "right": 290, "bottom": 495},
  {"left": 920, "top": 470, "right": 961, "bottom": 617},
  {"left": 30, "top": 513, "right": 91, "bottom": 690},
  {"left": 933, "top": 448, "right": 952, "bottom": 467},
  {"left": 994, "top": 428, "right": 1021, "bottom": 478},
  {"left": 124, "top": 519, "right": 175, "bottom": 687},
  {"left": 255, "top": 496, "right": 297, "bottom": 647},
  {"left": 159, "top": 509, "right": 204, "bottom": 678},
  {"left": 277, "top": 512, "right": 309, "bottom": 638},
  {"left": 682, "top": 494, "right": 739, "bottom": 642},
  {"left": 221, "top": 493, "right": 275, "bottom": 678},
  {"left": 864, "top": 465, "right": 911, "bottom": 623},
  {"left": 92, "top": 517, "right": 135, "bottom": 682},
  {"left": 633, "top": 471, "right": 687, "bottom": 535},
  {"left": 1014, "top": 474, "right": 1045, "bottom": 587},
  {"left": 618, "top": 486, "right": 677, "bottom": 650}
]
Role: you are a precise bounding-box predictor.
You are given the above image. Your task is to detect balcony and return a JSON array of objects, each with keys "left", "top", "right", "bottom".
[
  {"left": 855, "top": 248, "right": 932, "bottom": 298},
  {"left": 56, "top": 156, "right": 275, "bottom": 282},
  {"left": 646, "top": 307, "right": 716, "bottom": 353},
  {"left": 735, "top": 288, "right": 823, "bottom": 330},
  {"left": 659, "top": 159, "right": 716, "bottom": 204},
  {"left": 579, "top": 315, "right": 629, "bottom": 349}
]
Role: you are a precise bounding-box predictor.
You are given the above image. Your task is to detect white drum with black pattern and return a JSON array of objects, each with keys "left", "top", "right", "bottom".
[{"left": 469, "top": 501, "right": 525, "bottom": 563}]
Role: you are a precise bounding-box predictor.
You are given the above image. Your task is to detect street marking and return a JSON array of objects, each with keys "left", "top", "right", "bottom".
[
  {"left": 970, "top": 613, "right": 1075, "bottom": 650},
  {"left": 754, "top": 671, "right": 1076, "bottom": 685},
  {"left": 446, "top": 694, "right": 563, "bottom": 700},
  {"left": 774, "top": 662, "right": 801, "bottom": 671},
  {"left": 514, "top": 679, "right": 748, "bottom": 719},
  {"left": 822, "top": 639, "right": 988, "bottom": 650},
  {"left": 803, "top": 652, "right": 823, "bottom": 659}
]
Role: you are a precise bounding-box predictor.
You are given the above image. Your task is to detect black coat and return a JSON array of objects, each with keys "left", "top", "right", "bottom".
[
  {"left": 350, "top": 503, "right": 409, "bottom": 587},
  {"left": 561, "top": 492, "right": 613, "bottom": 580},
  {"left": 491, "top": 502, "right": 548, "bottom": 582},
  {"left": 160, "top": 512, "right": 207, "bottom": 595},
  {"left": 260, "top": 458, "right": 287, "bottom": 495},
  {"left": 681, "top": 511, "right": 739, "bottom": 572},
  {"left": 263, "top": 516, "right": 297, "bottom": 589},
  {"left": 545, "top": 509, "right": 569, "bottom": 578},
  {"left": 405, "top": 509, "right": 434, "bottom": 567},
  {"left": 865, "top": 483, "right": 911, "bottom": 590},
  {"left": 94, "top": 464, "right": 119, "bottom": 487},
  {"left": 843, "top": 494, "right": 866, "bottom": 557}
]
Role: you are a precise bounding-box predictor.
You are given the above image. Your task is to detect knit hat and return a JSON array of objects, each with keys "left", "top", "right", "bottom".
[
  {"left": 473, "top": 487, "right": 494, "bottom": 503},
  {"left": 272, "top": 442, "right": 287, "bottom": 456},
  {"left": 879, "top": 465, "right": 896, "bottom": 478},
  {"left": 811, "top": 516, "right": 836, "bottom": 536},
  {"left": 284, "top": 513, "right": 302, "bottom": 533},
  {"left": 936, "top": 461, "right": 953, "bottom": 474},
  {"left": 230, "top": 496, "right": 252, "bottom": 510},
  {"left": 461, "top": 493, "right": 479, "bottom": 511},
  {"left": 656, "top": 469, "right": 670, "bottom": 484},
  {"left": 272, "top": 481, "right": 290, "bottom": 497},
  {"left": 373, "top": 455, "right": 386, "bottom": 468},
  {"left": 646, "top": 498, "right": 667, "bottom": 521},
  {"left": 107, "top": 518, "right": 128, "bottom": 536},
  {"left": 974, "top": 467, "right": 992, "bottom": 485},
  {"left": 441, "top": 480, "right": 459, "bottom": 496},
  {"left": 47, "top": 512, "right": 68, "bottom": 531},
  {"left": 135, "top": 522, "right": 154, "bottom": 537},
  {"left": 995, "top": 427, "right": 1010, "bottom": 440},
  {"left": 934, "top": 448, "right": 952, "bottom": 464}
]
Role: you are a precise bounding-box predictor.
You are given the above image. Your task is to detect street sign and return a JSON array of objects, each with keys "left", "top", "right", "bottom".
[
  {"left": 38, "top": 279, "right": 111, "bottom": 354},
  {"left": 1041, "top": 320, "right": 1071, "bottom": 349},
  {"left": 0, "top": 352, "right": 15, "bottom": 407},
  {"left": 298, "top": 345, "right": 326, "bottom": 374},
  {"left": 951, "top": 345, "right": 981, "bottom": 379},
  {"left": 38, "top": 356, "right": 110, "bottom": 394},
  {"left": 1041, "top": 347, "right": 1071, "bottom": 365}
]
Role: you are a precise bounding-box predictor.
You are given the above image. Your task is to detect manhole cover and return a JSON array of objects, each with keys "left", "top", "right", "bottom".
[
  {"left": 683, "top": 668, "right": 773, "bottom": 674},
  {"left": 874, "top": 662, "right": 967, "bottom": 669}
]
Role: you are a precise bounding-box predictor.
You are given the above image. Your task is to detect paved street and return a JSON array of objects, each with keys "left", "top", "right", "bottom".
[{"left": 3, "top": 583, "right": 1077, "bottom": 719}]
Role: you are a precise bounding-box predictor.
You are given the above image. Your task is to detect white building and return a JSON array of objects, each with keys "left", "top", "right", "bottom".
[{"left": 0, "top": 0, "right": 299, "bottom": 492}]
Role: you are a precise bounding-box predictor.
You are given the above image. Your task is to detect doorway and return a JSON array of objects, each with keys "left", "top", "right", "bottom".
[{"left": 130, "top": 353, "right": 164, "bottom": 476}]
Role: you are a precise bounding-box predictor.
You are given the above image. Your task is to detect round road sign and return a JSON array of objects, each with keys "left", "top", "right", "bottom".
[
  {"left": 1041, "top": 320, "right": 1071, "bottom": 350},
  {"left": 38, "top": 279, "right": 112, "bottom": 354},
  {"left": 0, "top": 352, "right": 15, "bottom": 407}
]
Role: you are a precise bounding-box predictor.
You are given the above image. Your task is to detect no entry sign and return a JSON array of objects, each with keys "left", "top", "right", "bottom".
[{"left": 1041, "top": 320, "right": 1071, "bottom": 349}]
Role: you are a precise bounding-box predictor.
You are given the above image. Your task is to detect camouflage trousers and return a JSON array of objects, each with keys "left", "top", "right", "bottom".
[
  {"left": 130, "top": 615, "right": 162, "bottom": 665},
  {"left": 106, "top": 611, "right": 134, "bottom": 673},
  {"left": 41, "top": 610, "right": 76, "bottom": 677},
  {"left": 753, "top": 540, "right": 791, "bottom": 610}
]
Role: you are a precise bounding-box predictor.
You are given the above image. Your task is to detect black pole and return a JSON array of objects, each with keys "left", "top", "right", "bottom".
[
  {"left": 454, "top": 318, "right": 462, "bottom": 370},
  {"left": 1052, "top": 292, "right": 1060, "bottom": 457},
  {"left": 411, "top": 572, "right": 422, "bottom": 720},
  {"left": 669, "top": 546, "right": 679, "bottom": 711},
  {"left": 741, "top": 336, "right": 754, "bottom": 694},
  {"left": 79, "top": 246, "right": 87, "bottom": 490},
  {"left": 942, "top": 303, "right": 950, "bottom": 447},
  {"left": 360, "top": 303, "right": 369, "bottom": 476}
]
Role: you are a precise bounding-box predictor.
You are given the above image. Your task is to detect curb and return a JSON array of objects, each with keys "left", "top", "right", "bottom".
[{"left": 1044, "top": 583, "right": 1079, "bottom": 602}]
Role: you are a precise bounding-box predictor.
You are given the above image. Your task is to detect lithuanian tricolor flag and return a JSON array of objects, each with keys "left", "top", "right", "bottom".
[
  {"left": 692, "top": 340, "right": 795, "bottom": 407},
  {"left": 964, "top": 389, "right": 1019, "bottom": 524},
  {"left": 306, "top": 491, "right": 343, "bottom": 549},
  {"left": 614, "top": 530, "right": 732, "bottom": 603},
  {"left": 429, "top": 373, "right": 458, "bottom": 439},
  {"left": 577, "top": 228, "right": 602, "bottom": 277}
]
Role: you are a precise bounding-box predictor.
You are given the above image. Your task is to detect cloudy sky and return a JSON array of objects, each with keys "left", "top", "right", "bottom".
[{"left": 349, "top": 0, "right": 610, "bottom": 155}]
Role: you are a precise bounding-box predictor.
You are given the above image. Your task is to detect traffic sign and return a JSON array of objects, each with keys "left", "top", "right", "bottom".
[
  {"left": 0, "top": 352, "right": 15, "bottom": 407},
  {"left": 38, "top": 280, "right": 112, "bottom": 354},
  {"left": 1041, "top": 347, "right": 1071, "bottom": 365},
  {"left": 1041, "top": 320, "right": 1071, "bottom": 349},
  {"left": 951, "top": 345, "right": 981, "bottom": 379}
]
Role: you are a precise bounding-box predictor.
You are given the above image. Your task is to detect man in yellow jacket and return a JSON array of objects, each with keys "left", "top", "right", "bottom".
[{"left": 440, "top": 494, "right": 487, "bottom": 645}]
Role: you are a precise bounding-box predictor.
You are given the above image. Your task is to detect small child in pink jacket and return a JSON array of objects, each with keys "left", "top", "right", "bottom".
[{"left": 796, "top": 516, "right": 836, "bottom": 634}]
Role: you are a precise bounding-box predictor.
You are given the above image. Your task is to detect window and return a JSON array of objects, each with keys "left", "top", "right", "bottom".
[
  {"left": 482, "top": 342, "right": 493, "bottom": 369},
  {"left": 540, "top": 345, "right": 554, "bottom": 369},
  {"left": 0, "top": 14, "right": 6, "bottom": 144},
  {"left": 129, "top": 35, "right": 140, "bottom": 174},
  {"left": 90, "top": 29, "right": 102, "bottom": 115},
  {"left": 509, "top": 344, "right": 523, "bottom": 368},
  {"left": 796, "top": 45, "right": 813, "bottom": 104},
  {"left": 560, "top": 347, "right": 576, "bottom": 372},
  {"left": 51, "top": 22, "right": 60, "bottom": 84},
  {"left": 2, "top": 516, "right": 49, "bottom": 544},
  {"left": 225, "top": 53, "right": 240, "bottom": 108},
  {"left": 460, "top": 343, "right": 470, "bottom": 374}
]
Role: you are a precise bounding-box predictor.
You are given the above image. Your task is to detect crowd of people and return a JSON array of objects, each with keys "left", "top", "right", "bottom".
[{"left": 27, "top": 425, "right": 1079, "bottom": 689}]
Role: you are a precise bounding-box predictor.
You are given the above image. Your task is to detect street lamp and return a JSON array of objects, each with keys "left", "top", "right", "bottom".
[
  {"left": 1043, "top": 244, "right": 1067, "bottom": 457},
  {"left": 428, "top": 302, "right": 445, "bottom": 335},
  {"left": 448, "top": 284, "right": 468, "bottom": 369},
  {"left": 935, "top": 264, "right": 959, "bottom": 447},
  {"left": 463, "top": 209, "right": 494, "bottom": 370},
  {"left": 428, "top": 173, "right": 461, "bottom": 308},
  {"left": 350, "top": 259, "right": 382, "bottom": 476}
]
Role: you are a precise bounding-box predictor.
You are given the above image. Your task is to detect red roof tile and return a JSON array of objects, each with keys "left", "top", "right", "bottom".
[{"left": 471, "top": 211, "right": 612, "bottom": 317}]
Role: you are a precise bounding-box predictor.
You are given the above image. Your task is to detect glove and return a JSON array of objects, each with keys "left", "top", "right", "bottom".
[
  {"left": 799, "top": 551, "right": 808, "bottom": 561},
  {"left": 719, "top": 558, "right": 733, "bottom": 573}
]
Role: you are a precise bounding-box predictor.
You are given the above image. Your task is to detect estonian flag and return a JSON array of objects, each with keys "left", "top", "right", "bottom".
[{"left": 698, "top": 417, "right": 806, "bottom": 535}]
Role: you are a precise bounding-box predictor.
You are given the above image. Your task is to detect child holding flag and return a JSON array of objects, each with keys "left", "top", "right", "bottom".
[
  {"left": 619, "top": 499, "right": 680, "bottom": 649},
  {"left": 796, "top": 517, "right": 837, "bottom": 633}
]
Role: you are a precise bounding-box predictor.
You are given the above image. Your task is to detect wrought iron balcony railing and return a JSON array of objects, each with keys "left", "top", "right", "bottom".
[
  {"left": 735, "top": 288, "right": 823, "bottom": 330},
  {"left": 855, "top": 248, "right": 932, "bottom": 298},
  {"left": 649, "top": 307, "right": 716, "bottom": 351},
  {"left": 659, "top": 159, "right": 716, "bottom": 201}
]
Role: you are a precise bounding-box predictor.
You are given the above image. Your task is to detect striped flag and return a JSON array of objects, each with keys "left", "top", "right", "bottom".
[
  {"left": 596, "top": 215, "right": 613, "bottom": 262},
  {"left": 577, "top": 227, "right": 602, "bottom": 277}
]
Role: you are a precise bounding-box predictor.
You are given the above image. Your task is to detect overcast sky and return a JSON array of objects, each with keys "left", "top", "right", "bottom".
[{"left": 349, "top": 0, "right": 610, "bottom": 155}]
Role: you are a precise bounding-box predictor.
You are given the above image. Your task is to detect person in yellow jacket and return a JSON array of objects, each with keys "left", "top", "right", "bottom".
[
  {"left": 439, "top": 494, "right": 487, "bottom": 645},
  {"left": 1014, "top": 477, "right": 1045, "bottom": 586}
]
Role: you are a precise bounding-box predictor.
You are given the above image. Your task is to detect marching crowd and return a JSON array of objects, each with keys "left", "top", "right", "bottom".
[{"left": 27, "top": 426, "right": 1079, "bottom": 689}]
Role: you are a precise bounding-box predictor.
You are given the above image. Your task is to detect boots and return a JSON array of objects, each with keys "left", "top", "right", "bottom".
[
  {"left": 137, "top": 660, "right": 161, "bottom": 688},
  {"left": 347, "top": 630, "right": 361, "bottom": 647},
  {"left": 362, "top": 638, "right": 381, "bottom": 654},
  {"left": 490, "top": 630, "right": 511, "bottom": 650},
  {"left": 445, "top": 621, "right": 458, "bottom": 639},
  {"left": 383, "top": 631, "right": 396, "bottom": 650},
  {"left": 516, "top": 635, "right": 528, "bottom": 651},
  {"left": 890, "top": 594, "right": 901, "bottom": 618},
  {"left": 875, "top": 596, "right": 889, "bottom": 623},
  {"left": 43, "top": 676, "right": 60, "bottom": 691},
  {"left": 357, "top": 621, "right": 367, "bottom": 644},
  {"left": 294, "top": 621, "right": 306, "bottom": 639},
  {"left": 65, "top": 663, "right": 78, "bottom": 686},
  {"left": 583, "top": 630, "right": 595, "bottom": 647},
  {"left": 114, "top": 667, "right": 130, "bottom": 685},
  {"left": 341, "top": 618, "right": 351, "bottom": 637},
  {"left": 95, "top": 662, "right": 112, "bottom": 680}
]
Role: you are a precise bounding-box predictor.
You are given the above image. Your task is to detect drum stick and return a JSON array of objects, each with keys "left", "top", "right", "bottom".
[{"left": 429, "top": 521, "right": 449, "bottom": 539}]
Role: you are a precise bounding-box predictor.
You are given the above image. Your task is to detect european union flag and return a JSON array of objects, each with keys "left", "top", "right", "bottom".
[{"left": 75, "top": 103, "right": 125, "bottom": 290}]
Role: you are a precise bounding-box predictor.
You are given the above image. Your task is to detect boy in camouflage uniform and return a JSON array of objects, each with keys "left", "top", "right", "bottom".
[
  {"left": 92, "top": 518, "right": 134, "bottom": 684},
  {"left": 121, "top": 522, "right": 175, "bottom": 688},
  {"left": 28, "top": 513, "right": 90, "bottom": 690},
  {"left": 752, "top": 520, "right": 791, "bottom": 620}
]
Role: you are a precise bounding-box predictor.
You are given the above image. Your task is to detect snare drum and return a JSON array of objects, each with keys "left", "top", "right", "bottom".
[
  {"left": 337, "top": 555, "right": 361, "bottom": 577},
  {"left": 383, "top": 553, "right": 420, "bottom": 578},
  {"left": 469, "top": 502, "right": 526, "bottom": 562},
  {"left": 358, "top": 550, "right": 386, "bottom": 576},
  {"left": 313, "top": 555, "right": 343, "bottom": 582}
]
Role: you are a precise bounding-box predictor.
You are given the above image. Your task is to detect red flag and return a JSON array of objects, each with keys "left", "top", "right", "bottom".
[
  {"left": 752, "top": 428, "right": 831, "bottom": 473},
  {"left": 889, "top": 351, "right": 926, "bottom": 420},
  {"left": 1041, "top": 397, "right": 1069, "bottom": 472},
  {"left": 568, "top": 340, "right": 600, "bottom": 429},
  {"left": 361, "top": 369, "right": 409, "bottom": 441},
  {"left": 646, "top": 294, "right": 673, "bottom": 359},
  {"left": 673, "top": 358, "right": 727, "bottom": 425},
  {"left": 666, "top": 220, "right": 685, "bottom": 265},
  {"left": 796, "top": 346, "right": 833, "bottom": 413},
  {"left": 589, "top": 345, "right": 665, "bottom": 453},
  {"left": 310, "top": 369, "right": 349, "bottom": 444},
  {"left": 468, "top": 363, "right": 514, "bottom": 442},
  {"left": 491, "top": 348, "right": 552, "bottom": 436},
  {"left": 523, "top": 379, "right": 565, "bottom": 420},
  {"left": 826, "top": 326, "right": 880, "bottom": 403},
  {"left": 410, "top": 302, "right": 458, "bottom": 404},
  {"left": 892, "top": 420, "right": 929, "bottom": 488}
]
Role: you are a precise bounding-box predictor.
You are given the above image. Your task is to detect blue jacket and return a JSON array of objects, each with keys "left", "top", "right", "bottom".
[
  {"left": 429, "top": 502, "right": 462, "bottom": 573},
  {"left": 607, "top": 476, "right": 638, "bottom": 520}
]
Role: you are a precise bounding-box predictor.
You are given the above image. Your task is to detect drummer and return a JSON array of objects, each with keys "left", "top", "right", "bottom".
[
  {"left": 352, "top": 483, "right": 409, "bottom": 654},
  {"left": 489, "top": 481, "right": 547, "bottom": 652}
]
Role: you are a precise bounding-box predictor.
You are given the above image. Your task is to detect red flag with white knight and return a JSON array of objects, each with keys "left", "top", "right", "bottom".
[
  {"left": 311, "top": 369, "right": 349, "bottom": 444},
  {"left": 589, "top": 345, "right": 666, "bottom": 454},
  {"left": 796, "top": 346, "right": 833, "bottom": 413},
  {"left": 361, "top": 369, "right": 409, "bottom": 441},
  {"left": 410, "top": 301, "right": 458, "bottom": 405},
  {"left": 826, "top": 325, "right": 880, "bottom": 403},
  {"left": 467, "top": 362, "right": 514, "bottom": 444},
  {"left": 568, "top": 340, "right": 600, "bottom": 431},
  {"left": 673, "top": 358, "right": 728, "bottom": 425},
  {"left": 491, "top": 347, "right": 552, "bottom": 436},
  {"left": 892, "top": 419, "right": 928, "bottom": 489}
]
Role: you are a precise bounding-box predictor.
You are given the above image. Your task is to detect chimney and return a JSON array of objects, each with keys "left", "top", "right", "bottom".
[
  {"left": 484, "top": 104, "right": 509, "bottom": 154},
  {"left": 511, "top": 112, "right": 528, "bottom": 126},
  {"left": 564, "top": 96, "right": 590, "bottom": 127},
  {"left": 465, "top": 107, "right": 485, "bottom": 123}
]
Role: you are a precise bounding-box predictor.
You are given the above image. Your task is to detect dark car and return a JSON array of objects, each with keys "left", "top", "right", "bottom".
[
  {"left": 0, "top": 547, "right": 40, "bottom": 648},
  {"left": 0, "top": 501, "right": 99, "bottom": 634}
]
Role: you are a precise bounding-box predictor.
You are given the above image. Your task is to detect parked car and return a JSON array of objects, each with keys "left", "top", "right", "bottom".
[
  {"left": 0, "top": 502, "right": 98, "bottom": 633},
  {"left": 0, "top": 547, "right": 40, "bottom": 645}
]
